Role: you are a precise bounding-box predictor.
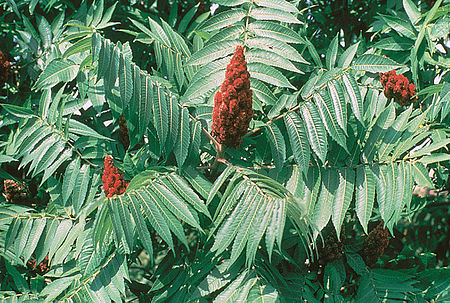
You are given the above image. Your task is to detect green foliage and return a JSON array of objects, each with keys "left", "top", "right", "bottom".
[{"left": 0, "top": 0, "right": 449, "bottom": 301}]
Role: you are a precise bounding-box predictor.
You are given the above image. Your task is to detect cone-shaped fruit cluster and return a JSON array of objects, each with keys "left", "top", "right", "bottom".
[
  {"left": 118, "top": 114, "right": 130, "bottom": 149},
  {"left": 319, "top": 232, "right": 344, "bottom": 264},
  {"left": 102, "top": 156, "right": 129, "bottom": 197},
  {"left": 212, "top": 45, "right": 253, "bottom": 148},
  {"left": 361, "top": 222, "right": 390, "bottom": 266},
  {"left": 3, "top": 179, "right": 29, "bottom": 204},
  {"left": 27, "top": 255, "right": 50, "bottom": 276},
  {"left": 0, "top": 51, "right": 10, "bottom": 84},
  {"left": 379, "top": 70, "right": 416, "bottom": 106}
]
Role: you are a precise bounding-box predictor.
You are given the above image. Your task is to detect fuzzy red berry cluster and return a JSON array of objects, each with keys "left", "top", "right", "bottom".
[
  {"left": 102, "top": 156, "right": 129, "bottom": 198},
  {"left": 26, "top": 255, "right": 50, "bottom": 276},
  {"left": 379, "top": 70, "right": 416, "bottom": 106},
  {"left": 361, "top": 222, "right": 390, "bottom": 266},
  {"left": 3, "top": 179, "right": 29, "bottom": 204},
  {"left": 0, "top": 50, "right": 10, "bottom": 84},
  {"left": 212, "top": 45, "right": 253, "bottom": 148}
]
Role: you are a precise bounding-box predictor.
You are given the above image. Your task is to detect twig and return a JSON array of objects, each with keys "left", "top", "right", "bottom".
[{"left": 210, "top": 143, "right": 224, "bottom": 176}]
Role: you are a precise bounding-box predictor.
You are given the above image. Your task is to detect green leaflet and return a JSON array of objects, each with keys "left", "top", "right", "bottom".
[
  {"left": 246, "top": 49, "right": 302, "bottom": 73},
  {"left": 380, "top": 14, "right": 416, "bottom": 39},
  {"left": 183, "top": 56, "right": 228, "bottom": 100},
  {"left": 207, "top": 25, "right": 245, "bottom": 44},
  {"left": 212, "top": 185, "right": 256, "bottom": 255},
  {"left": 378, "top": 105, "right": 413, "bottom": 161},
  {"left": 72, "top": 163, "right": 90, "bottom": 214},
  {"left": 251, "top": 78, "right": 277, "bottom": 105},
  {"left": 37, "top": 15, "right": 52, "bottom": 48},
  {"left": 248, "top": 21, "right": 304, "bottom": 44},
  {"left": 41, "top": 275, "right": 79, "bottom": 302},
  {"left": 200, "top": 9, "right": 246, "bottom": 32},
  {"left": 362, "top": 103, "right": 396, "bottom": 162},
  {"left": 229, "top": 194, "right": 266, "bottom": 265},
  {"left": 208, "top": 166, "right": 237, "bottom": 205},
  {"left": 119, "top": 52, "right": 133, "bottom": 109},
  {"left": 332, "top": 167, "right": 355, "bottom": 239},
  {"left": 48, "top": 220, "right": 73, "bottom": 262},
  {"left": 255, "top": 0, "right": 299, "bottom": 13},
  {"left": 247, "top": 37, "right": 308, "bottom": 64},
  {"left": 132, "top": 190, "right": 174, "bottom": 250},
  {"left": 337, "top": 41, "right": 360, "bottom": 68},
  {"left": 23, "top": 217, "right": 46, "bottom": 262},
  {"left": 250, "top": 7, "right": 302, "bottom": 24},
  {"left": 115, "top": 196, "right": 135, "bottom": 251},
  {"left": 33, "top": 59, "right": 79, "bottom": 90},
  {"left": 403, "top": 0, "right": 421, "bottom": 25},
  {"left": 127, "top": 193, "right": 154, "bottom": 262},
  {"left": 152, "top": 182, "right": 201, "bottom": 229},
  {"left": 248, "top": 63, "right": 295, "bottom": 89},
  {"left": 352, "top": 54, "right": 404, "bottom": 73},
  {"left": 165, "top": 94, "right": 180, "bottom": 154},
  {"left": 411, "top": 162, "right": 434, "bottom": 188},
  {"left": 188, "top": 40, "right": 240, "bottom": 66},
  {"left": 166, "top": 174, "right": 210, "bottom": 218},
  {"left": 373, "top": 37, "right": 412, "bottom": 51},
  {"left": 311, "top": 168, "right": 339, "bottom": 237},
  {"left": 301, "top": 102, "right": 328, "bottom": 163},
  {"left": 355, "top": 165, "right": 376, "bottom": 234},
  {"left": 137, "top": 74, "right": 154, "bottom": 141},
  {"left": 108, "top": 197, "right": 131, "bottom": 253},
  {"left": 173, "top": 107, "right": 191, "bottom": 167},
  {"left": 302, "top": 166, "right": 322, "bottom": 215},
  {"left": 284, "top": 111, "right": 310, "bottom": 172},
  {"left": 327, "top": 79, "right": 347, "bottom": 133},
  {"left": 265, "top": 123, "right": 286, "bottom": 170},
  {"left": 62, "top": 157, "right": 81, "bottom": 204},
  {"left": 313, "top": 91, "right": 347, "bottom": 151},
  {"left": 341, "top": 72, "right": 364, "bottom": 124},
  {"left": 326, "top": 34, "right": 339, "bottom": 70},
  {"left": 152, "top": 85, "right": 169, "bottom": 146}
]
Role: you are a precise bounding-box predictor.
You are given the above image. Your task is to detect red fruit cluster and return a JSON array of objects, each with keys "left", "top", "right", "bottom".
[
  {"left": 26, "top": 255, "right": 50, "bottom": 276},
  {"left": 212, "top": 45, "right": 253, "bottom": 148},
  {"left": 361, "top": 222, "right": 390, "bottom": 266},
  {"left": 0, "top": 50, "right": 10, "bottom": 84},
  {"left": 3, "top": 179, "right": 29, "bottom": 204},
  {"left": 379, "top": 70, "right": 416, "bottom": 106},
  {"left": 102, "top": 156, "right": 129, "bottom": 197}
]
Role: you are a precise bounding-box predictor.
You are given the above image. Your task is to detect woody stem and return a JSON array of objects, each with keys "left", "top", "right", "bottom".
[{"left": 210, "top": 143, "right": 224, "bottom": 175}]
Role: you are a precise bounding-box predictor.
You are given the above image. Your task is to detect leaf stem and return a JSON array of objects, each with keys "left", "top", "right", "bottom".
[
  {"left": 243, "top": 0, "right": 255, "bottom": 46},
  {"left": 210, "top": 142, "right": 224, "bottom": 176}
]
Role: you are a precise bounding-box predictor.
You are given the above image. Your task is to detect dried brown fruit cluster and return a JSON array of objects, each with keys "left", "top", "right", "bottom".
[
  {"left": 26, "top": 255, "right": 50, "bottom": 276},
  {"left": 0, "top": 50, "right": 10, "bottom": 84},
  {"left": 361, "top": 222, "right": 390, "bottom": 266},
  {"left": 3, "top": 179, "right": 29, "bottom": 204},
  {"left": 212, "top": 46, "right": 253, "bottom": 148},
  {"left": 102, "top": 156, "right": 129, "bottom": 197},
  {"left": 379, "top": 70, "right": 416, "bottom": 106},
  {"left": 118, "top": 114, "right": 130, "bottom": 149},
  {"left": 319, "top": 232, "right": 344, "bottom": 263}
]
